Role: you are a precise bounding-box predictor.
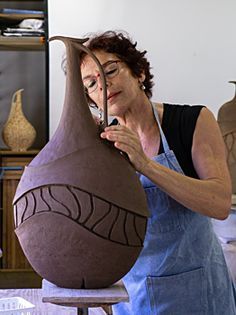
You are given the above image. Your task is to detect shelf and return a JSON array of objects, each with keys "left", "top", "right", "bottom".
[
  {"left": 0, "top": 0, "right": 48, "bottom": 290},
  {"left": 0, "top": 35, "right": 45, "bottom": 50},
  {"left": 0, "top": 149, "right": 40, "bottom": 156},
  {"left": 0, "top": 13, "right": 44, "bottom": 20},
  {"left": 0, "top": 12, "right": 44, "bottom": 29}
]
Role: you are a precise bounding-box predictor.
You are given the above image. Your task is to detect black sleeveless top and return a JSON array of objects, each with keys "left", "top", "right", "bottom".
[
  {"left": 110, "top": 103, "right": 204, "bottom": 179},
  {"left": 159, "top": 103, "right": 204, "bottom": 179}
]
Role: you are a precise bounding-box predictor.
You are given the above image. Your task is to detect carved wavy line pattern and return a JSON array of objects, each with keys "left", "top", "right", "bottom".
[
  {"left": 81, "top": 194, "right": 94, "bottom": 225},
  {"left": 108, "top": 206, "right": 120, "bottom": 241},
  {"left": 90, "top": 203, "right": 111, "bottom": 231},
  {"left": 40, "top": 187, "right": 51, "bottom": 211},
  {"left": 21, "top": 195, "right": 28, "bottom": 224},
  {"left": 123, "top": 211, "right": 129, "bottom": 245},
  {"left": 49, "top": 186, "right": 72, "bottom": 218},
  {"left": 67, "top": 186, "right": 82, "bottom": 221},
  {"left": 31, "top": 191, "right": 37, "bottom": 216},
  {"left": 14, "top": 184, "right": 146, "bottom": 247},
  {"left": 133, "top": 215, "right": 143, "bottom": 244}
]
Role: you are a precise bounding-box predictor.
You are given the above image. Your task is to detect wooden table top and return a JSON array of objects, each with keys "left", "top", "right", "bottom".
[{"left": 42, "top": 279, "right": 129, "bottom": 308}]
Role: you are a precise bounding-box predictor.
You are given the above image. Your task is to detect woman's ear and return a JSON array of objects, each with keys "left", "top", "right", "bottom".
[
  {"left": 138, "top": 72, "right": 146, "bottom": 90},
  {"left": 139, "top": 72, "right": 146, "bottom": 83}
]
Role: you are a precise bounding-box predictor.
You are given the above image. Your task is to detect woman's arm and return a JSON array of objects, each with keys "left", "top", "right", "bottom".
[{"left": 100, "top": 108, "right": 232, "bottom": 219}]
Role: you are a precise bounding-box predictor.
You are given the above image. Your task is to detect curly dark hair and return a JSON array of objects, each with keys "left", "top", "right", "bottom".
[{"left": 80, "top": 31, "right": 154, "bottom": 99}]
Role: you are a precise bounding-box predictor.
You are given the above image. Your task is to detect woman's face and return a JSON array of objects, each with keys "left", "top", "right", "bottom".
[{"left": 81, "top": 50, "right": 145, "bottom": 117}]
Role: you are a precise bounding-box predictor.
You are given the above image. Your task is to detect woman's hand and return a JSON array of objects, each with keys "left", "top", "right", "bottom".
[{"left": 100, "top": 125, "right": 150, "bottom": 172}]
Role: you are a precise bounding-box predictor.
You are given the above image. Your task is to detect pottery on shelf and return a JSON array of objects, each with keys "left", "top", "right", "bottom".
[
  {"left": 2, "top": 89, "right": 36, "bottom": 152},
  {"left": 217, "top": 81, "right": 236, "bottom": 194},
  {"left": 13, "top": 36, "right": 149, "bottom": 289}
]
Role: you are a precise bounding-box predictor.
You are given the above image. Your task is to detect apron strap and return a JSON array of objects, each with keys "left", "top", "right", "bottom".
[{"left": 152, "top": 103, "right": 170, "bottom": 153}]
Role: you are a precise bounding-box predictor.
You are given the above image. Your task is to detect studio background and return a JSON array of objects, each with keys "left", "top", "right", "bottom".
[{"left": 48, "top": 0, "right": 236, "bottom": 136}]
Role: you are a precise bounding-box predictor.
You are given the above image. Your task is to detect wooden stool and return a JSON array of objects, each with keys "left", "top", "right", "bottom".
[{"left": 42, "top": 279, "right": 129, "bottom": 315}]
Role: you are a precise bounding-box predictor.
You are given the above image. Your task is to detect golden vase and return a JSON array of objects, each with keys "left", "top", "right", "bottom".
[{"left": 2, "top": 89, "right": 36, "bottom": 152}]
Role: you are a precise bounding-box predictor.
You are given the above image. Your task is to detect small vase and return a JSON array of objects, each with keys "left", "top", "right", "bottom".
[
  {"left": 2, "top": 89, "right": 36, "bottom": 152},
  {"left": 217, "top": 81, "right": 236, "bottom": 193}
]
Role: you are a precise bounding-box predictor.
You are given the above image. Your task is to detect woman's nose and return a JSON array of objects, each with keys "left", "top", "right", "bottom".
[{"left": 97, "top": 76, "right": 110, "bottom": 90}]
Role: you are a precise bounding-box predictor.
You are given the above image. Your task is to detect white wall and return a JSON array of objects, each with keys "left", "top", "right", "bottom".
[{"left": 48, "top": 0, "right": 236, "bottom": 135}]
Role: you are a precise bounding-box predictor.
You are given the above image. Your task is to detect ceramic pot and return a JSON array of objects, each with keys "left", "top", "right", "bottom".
[
  {"left": 217, "top": 81, "right": 236, "bottom": 193},
  {"left": 13, "top": 36, "right": 149, "bottom": 289},
  {"left": 2, "top": 89, "right": 36, "bottom": 151}
]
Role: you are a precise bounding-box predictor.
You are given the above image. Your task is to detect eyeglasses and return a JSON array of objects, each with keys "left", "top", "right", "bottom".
[{"left": 83, "top": 60, "right": 122, "bottom": 94}]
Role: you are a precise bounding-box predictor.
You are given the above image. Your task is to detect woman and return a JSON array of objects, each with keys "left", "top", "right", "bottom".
[{"left": 80, "top": 31, "right": 236, "bottom": 315}]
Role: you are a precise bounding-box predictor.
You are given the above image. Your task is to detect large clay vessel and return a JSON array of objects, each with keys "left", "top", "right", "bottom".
[
  {"left": 218, "top": 81, "right": 236, "bottom": 194},
  {"left": 2, "top": 89, "right": 36, "bottom": 151},
  {"left": 13, "top": 36, "right": 149, "bottom": 289}
]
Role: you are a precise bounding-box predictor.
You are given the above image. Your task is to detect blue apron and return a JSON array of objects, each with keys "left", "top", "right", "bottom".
[{"left": 113, "top": 104, "right": 236, "bottom": 315}]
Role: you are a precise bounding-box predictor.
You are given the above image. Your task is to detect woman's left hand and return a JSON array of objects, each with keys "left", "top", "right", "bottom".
[{"left": 100, "top": 125, "right": 150, "bottom": 172}]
